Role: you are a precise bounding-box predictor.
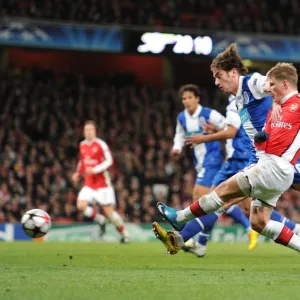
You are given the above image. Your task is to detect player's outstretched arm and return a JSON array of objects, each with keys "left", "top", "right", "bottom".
[{"left": 185, "top": 125, "right": 238, "bottom": 145}]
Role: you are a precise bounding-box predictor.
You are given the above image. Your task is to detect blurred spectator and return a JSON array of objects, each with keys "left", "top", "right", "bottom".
[{"left": 2, "top": 0, "right": 300, "bottom": 34}]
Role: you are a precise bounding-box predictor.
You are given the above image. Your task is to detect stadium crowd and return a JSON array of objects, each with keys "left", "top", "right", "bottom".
[
  {"left": 0, "top": 67, "right": 299, "bottom": 224},
  {"left": 1, "top": 0, "right": 300, "bottom": 35}
]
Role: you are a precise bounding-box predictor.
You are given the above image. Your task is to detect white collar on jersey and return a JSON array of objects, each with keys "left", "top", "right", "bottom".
[
  {"left": 235, "top": 76, "right": 245, "bottom": 97},
  {"left": 280, "top": 91, "right": 298, "bottom": 104},
  {"left": 185, "top": 104, "right": 202, "bottom": 118},
  {"left": 85, "top": 138, "right": 97, "bottom": 145}
]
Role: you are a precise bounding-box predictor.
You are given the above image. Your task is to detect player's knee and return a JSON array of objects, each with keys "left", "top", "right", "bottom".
[
  {"left": 250, "top": 215, "right": 267, "bottom": 233},
  {"left": 236, "top": 172, "right": 251, "bottom": 196},
  {"left": 77, "top": 200, "right": 88, "bottom": 212},
  {"left": 215, "top": 180, "right": 232, "bottom": 199},
  {"left": 102, "top": 205, "right": 114, "bottom": 216},
  {"left": 243, "top": 198, "right": 251, "bottom": 215}
]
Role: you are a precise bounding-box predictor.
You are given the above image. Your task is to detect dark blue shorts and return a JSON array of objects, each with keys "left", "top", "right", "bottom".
[
  {"left": 195, "top": 166, "right": 221, "bottom": 188},
  {"left": 212, "top": 159, "right": 249, "bottom": 187}
]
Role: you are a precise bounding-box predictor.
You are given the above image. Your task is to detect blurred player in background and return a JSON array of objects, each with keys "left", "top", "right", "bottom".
[
  {"left": 171, "top": 84, "right": 225, "bottom": 200},
  {"left": 72, "top": 120, "right": 129, "bottom": 243},
  {"left": 171, "top": 85, "right": 257, "bottom": 256}
]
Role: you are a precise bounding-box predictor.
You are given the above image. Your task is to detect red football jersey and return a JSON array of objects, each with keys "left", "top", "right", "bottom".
[
  {"left": 76, "top": 138, "right": 113, "bottom": 189},
  {"left": 256, "top": 92, "right": 300, "bottom": 164}
]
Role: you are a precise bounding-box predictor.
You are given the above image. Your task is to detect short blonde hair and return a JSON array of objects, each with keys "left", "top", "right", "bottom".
[{"left": 267, "top": 62, "right": 298, "bottom": 87}]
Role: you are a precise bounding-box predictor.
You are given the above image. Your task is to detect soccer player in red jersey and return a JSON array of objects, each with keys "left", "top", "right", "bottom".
[
  {"left": 154, "top": 63, "right": 300, "bottom": 253},
  {"left": 72, "top": 121, "right": 129, "bottom": 243}
]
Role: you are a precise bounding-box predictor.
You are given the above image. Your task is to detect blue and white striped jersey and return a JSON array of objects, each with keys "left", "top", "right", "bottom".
[
  {"left": 235, "top": 72, "right": 273, "bottom": 163},
  {"left": 225, "top": 96, "right": 252, "bottom": 160},
  {"left": 173, "top": 104, "right": 225, "bottom": 172}
]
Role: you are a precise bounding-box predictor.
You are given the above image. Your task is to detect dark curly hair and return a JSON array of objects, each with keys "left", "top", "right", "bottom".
[{"left": 178, "top": 84, "right": 200, "bottom": 100}]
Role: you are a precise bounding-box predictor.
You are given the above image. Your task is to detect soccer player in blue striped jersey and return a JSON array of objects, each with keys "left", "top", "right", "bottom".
[
  {"left": 181, "top": 96, "right": 258, "bottom": 257},
  {"left": 171, "top": 85, "right": 257, "bottom": 255},
  {"left": 153, "top": 44, "right": 300, "bottom": 255},
  {"left": 171, "top": 84, "right": 225, "bottom": 200}
]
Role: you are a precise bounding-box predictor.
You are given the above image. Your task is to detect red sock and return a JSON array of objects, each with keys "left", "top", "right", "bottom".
[
  {"left": 190, "top": 201, "right": 206, "bottom": 217},
  {"left": 275, "top": 226, "right": 294, "bottom": 246},
  {"left": 117, "top": 225, "right": 125, "bottom": 233}
]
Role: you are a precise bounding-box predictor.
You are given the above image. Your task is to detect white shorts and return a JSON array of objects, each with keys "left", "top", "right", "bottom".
[
  {"left": 242, "top": 154, "right": 294, "bottom": 207},
  {"left": 77, "top": 186, "right": 116, "bottom": 206}
]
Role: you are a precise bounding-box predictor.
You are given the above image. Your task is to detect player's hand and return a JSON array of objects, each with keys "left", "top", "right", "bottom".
[
  {"left": 203, "top": 123, "right": 216, "bottom": 134},
  {"left": 71, "top": 173, "right": 80, "bottom": 183},
  {"left": 185, "top": 134, "right": 206, "bottom": 146},
  {"left": 170, "top": 149, "right": 181, "bottom": 160},
  {"left": 85, "top": 167, "right": 94, "bottom": 174},
  {"left": 271, "top": 102, "right": 282, "bottom": 122}
]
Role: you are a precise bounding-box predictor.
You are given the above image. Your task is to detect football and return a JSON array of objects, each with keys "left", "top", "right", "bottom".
[{"left": 21, "top": 209, "right": 52, "bottom": 238}]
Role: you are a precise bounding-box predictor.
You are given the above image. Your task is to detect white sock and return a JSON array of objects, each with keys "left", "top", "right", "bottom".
[
  {"left": 94, "top": 214, "right": 106, "bottom": 225},
  {"left": 215, "top": 207, "right": 225, "bottom": 217},
  {"left": 108, "top": 211, "right": 129, "bottom": 238},
  {"left": 177, "top": 207, "right": 193, "bottom": 223},
  {"left": 287, "top": 235, "right": 300, "bottom": 251},
  {"left": 293, "top": 224, "right": 300, "bottom": 236},
  {"left": 262, "top": 220, "right": 300, "bottom": 252},
  {"left": 261, "top": 220, "right": 284, "bottom": 240},
  {"left": 200, "top": 191, "right": 225, "bottom": 214},
  {"left": 83, "top": 206, "right": 94, "bottom": 218},
  {"left": 177, "top": 192, "right": 225, "bottom": 223},
  {"left": 83, "top": 206, "right": 106, "bottom": 225},
  {"left": 174, "top": 234, "right": 184, "bottom": 247}
]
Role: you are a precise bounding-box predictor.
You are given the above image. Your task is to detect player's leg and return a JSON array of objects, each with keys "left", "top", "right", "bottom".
[
  {"left": 212, "top": 161, "right": 252, "bottom": 234},
  {"left": 159, "top": 163, "right": 227, "bottom": 255},
  {"left": 77, "top": 187, "right": 106, "bottom": 234},
  {"left": 96, "top": 186, "right": 129, "bottom": 243},
  {"left": 193, "top": 166, "right": 219, "bottom": 201},
  {"left": 250, "top": 200, "right": 300, "bottom": 252},
  {"left": 101, "top": 204, "right": 129, "bottom": 243},
  {"left": 225, "top": 204, "right": 251, "bottom": 232},
  {"left": 240, "top": 197, "right": 260, "bottom": 250},
  {"left": 193, "top": 184, "right": 210, "bottom": 201},
  {"left": 181, "top": 212, "right": 223, "bottom": 257},
  {"left": 155, "top": 166, "right": 250, "bottom": 255},
  {"left": 156, "top": 197, "right": 246, "bottom": 255},
  {"left": 186, "top": 166, "right": 222, "bottom": 255},
  {"left": 157, "top": 158, "right": 294, "bottom": 229},
  {"left": 224, "top": 203, "right": 260, "bottom": 250},
  {"left": 270, "top": 209, "right": 300, "bottom": 235}
]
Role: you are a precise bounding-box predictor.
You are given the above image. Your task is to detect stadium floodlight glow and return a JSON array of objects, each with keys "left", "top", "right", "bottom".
[{"left": 137, "top": 32, "right": 213, "bottom": 55}]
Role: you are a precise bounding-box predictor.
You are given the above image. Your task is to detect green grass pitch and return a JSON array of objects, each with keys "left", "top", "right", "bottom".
[{"left": 1, "top": 242, "right": 300, "bottom": 300}]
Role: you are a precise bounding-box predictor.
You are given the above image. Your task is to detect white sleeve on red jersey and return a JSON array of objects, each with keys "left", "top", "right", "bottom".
[{"left": 92, "top": 139, "right": 113, "bottom": 174}]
